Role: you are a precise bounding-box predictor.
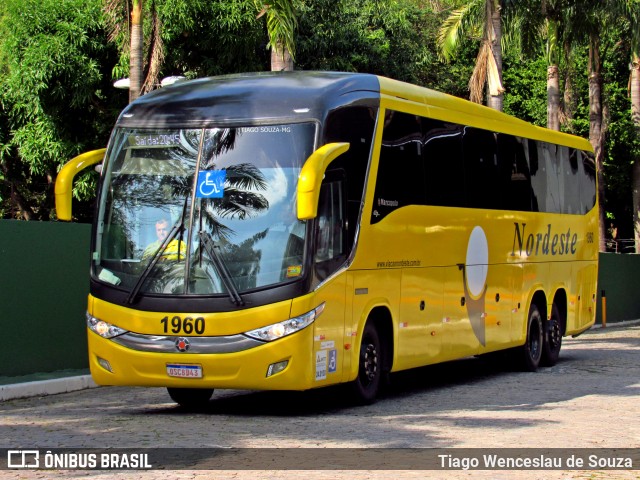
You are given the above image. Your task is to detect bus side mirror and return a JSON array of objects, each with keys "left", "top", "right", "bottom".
[
  {"left": 55, "top": 149, "right": 106, "bottom": 221},
  {"left": 297, "top": 142, "right": 350, "bottom": 220}
]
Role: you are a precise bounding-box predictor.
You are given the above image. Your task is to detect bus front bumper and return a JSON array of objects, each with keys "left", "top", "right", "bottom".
[{"left": 87, "top": 327, "right": 316, "bottom": 391}]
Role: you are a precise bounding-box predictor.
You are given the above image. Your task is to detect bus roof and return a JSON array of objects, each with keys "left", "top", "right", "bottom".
[
  {"left": 116, "top": 71, "right": 381, "bottom": 129},
  {"left": 116, "top": 71, "right": 592, "bottom": 152}
]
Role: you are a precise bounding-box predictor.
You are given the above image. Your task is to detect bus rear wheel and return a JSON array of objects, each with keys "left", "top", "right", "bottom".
[
  {"left": 519, "top": 303, "right": 543, "bottom": 372},
  {"left": 541, "top": 303, "right": 562, "bottom": 367},
  {"left": 167, "top": 387, "right": 214, "bottom": 408},
  {"left": 350, "top": 322, "right": 383, "bottom": 405}
]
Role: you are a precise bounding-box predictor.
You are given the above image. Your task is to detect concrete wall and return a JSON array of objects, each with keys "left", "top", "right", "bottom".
[
  {"left": 0, "top": 220, "right": 637, "bottom": 378},
  {"left": 0, "top": 220, "right": 90, "bottom": 377}
]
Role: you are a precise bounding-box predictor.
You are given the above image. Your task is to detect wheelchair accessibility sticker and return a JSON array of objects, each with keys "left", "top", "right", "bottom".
[{"left": 196, "top": 170, "right": 225, "bottom": 198}]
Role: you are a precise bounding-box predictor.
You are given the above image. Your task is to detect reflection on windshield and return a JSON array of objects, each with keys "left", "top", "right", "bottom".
[{"left": 94, "top": 123, "right": 315, "bottom": 298}]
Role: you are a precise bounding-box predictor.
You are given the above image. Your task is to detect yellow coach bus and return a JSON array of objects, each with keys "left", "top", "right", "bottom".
[{"left": 56, "top": 72, "right": 598, "bottom": 407}]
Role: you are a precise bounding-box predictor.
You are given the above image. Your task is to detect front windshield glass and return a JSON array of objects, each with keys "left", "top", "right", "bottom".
[{"left": 94, "top": 123, "right": 315, "bottom": 297}]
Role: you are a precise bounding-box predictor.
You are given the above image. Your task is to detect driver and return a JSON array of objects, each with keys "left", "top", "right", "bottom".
[{"left": 142, "top": 217, "right": 186, "bottom": 261}]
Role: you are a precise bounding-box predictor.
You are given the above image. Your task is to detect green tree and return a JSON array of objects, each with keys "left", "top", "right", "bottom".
[
  {"left": 159, "top": 0, "right": 265, "bottom": 77},
  {"left": 0, "top": 0, "right": 121, "bottom": 220},
  {"left": 297, "top": 0, "right": 453, "bottom": 89},
  {"left": 104, "top": 0, "right": 163, "bottom": 101},
  {"left": 438, "top": 0, "right": 506, "bottom": 110},
  {"left": 106, "top": 0, "right": 266, "bottom": 91},
  {"left": 254, "top": 0, "right": 297, "bottom": 71}
]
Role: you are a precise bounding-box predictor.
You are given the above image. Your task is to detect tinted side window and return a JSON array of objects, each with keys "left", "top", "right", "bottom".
[
  {"left": 462, "top": 127, "right": 500, "bottom": 209},
  {"left": 564, "top": 148, "right": 582, "bottom": 214},
  {"left": 529, "top": 140, "right": 546, "bottom": 212},
  {"left": 372, "top": 110, "right": 425, "bottom": 223},
  {"left": 368, "top": 109, "right": 592, "bottom": 217},
  {"left": 498, "top": 134, "right": 532, "bottom": 211},
  {"left": 423, "top": 119, "right": 464, "bottom": 207},
  {"left": 579, "top": 151, "right": 597, "bottom": 213},
  {"left": 541, "top": 142, "right": 563, "bottom": 213}
]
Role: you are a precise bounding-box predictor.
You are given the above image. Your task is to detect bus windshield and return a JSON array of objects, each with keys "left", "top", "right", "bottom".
[{"left": 94, "top": 123, "right": 316, "bottom": 298}]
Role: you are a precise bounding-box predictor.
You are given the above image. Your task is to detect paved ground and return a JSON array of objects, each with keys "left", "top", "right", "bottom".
[{"left": 1, "top": 323, "right": 639, "bottom": 479}]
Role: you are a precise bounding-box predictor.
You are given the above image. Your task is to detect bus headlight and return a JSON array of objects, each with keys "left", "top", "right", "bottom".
[
  {"left": 244, "top": 302, "right": 325, "bottom": 342},
  {"left": 86, "top": 312, "right": 128, "bottom": 339}
]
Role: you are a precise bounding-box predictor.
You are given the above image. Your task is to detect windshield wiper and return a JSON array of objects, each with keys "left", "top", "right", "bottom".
[
  {"left": 126, "top": 199, "right": 189, "bottom": 305},
  {"left": 199, "top": 231, "right": 244, "bottom": 306}
]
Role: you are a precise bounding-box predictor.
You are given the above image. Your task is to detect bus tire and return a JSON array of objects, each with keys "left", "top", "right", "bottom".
[
  {"left": 519, "top": 303, "right": 543, "bottom": 372},
  {"left": 167, "top": 387, "right": 214, "bottom": 408},
  {"left": 541, "top": 303, "right": 562, "bottom": 367},
  {"left": 350, "top": 322, "right": 382, "bottom": 405}
]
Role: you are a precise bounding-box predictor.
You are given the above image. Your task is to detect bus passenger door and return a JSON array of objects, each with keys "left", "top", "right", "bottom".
[
  {"left": 310, "top": 172, "right": 349, "bottom": 386},
  {"left": 396, "top": 267, "right": 443, "bottom": 370}
]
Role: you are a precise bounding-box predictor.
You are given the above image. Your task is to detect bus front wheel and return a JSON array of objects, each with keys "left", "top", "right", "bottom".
[
  {"left": 167, "top": 387, "right": 214, "bottom": 408},
  {"left": 350, "top": 322, "right": 383, "bottom": 405},
  {"left": 519, "top": 304, "right": 543, "bottom": 372}
]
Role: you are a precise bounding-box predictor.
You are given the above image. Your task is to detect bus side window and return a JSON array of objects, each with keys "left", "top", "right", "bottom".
[
  {"left": 371, "top": 110, "right": 425, "bottom": 223},
  {"left": 462, "top": 127, "right": 500, "bottom": 209},
  {"left": 579, "top": 151, "right": 597, "bottom": 213},
  {"left": 537, "top": 141, "right": 563, "bottom": 213},
  {"left": 422, "top": 119, "right": 464, "bottom": 208},
  {"left": 315, "top": 171, "right": 347, "bottom": 280},
  {"left": 564, "top": 148, "right": 581, "bottom": 214},
  {"left": 497, "top": 134, "right": 532, "bottom": 211},
  {"left": 528, "top": 139, "right": 544, "bottom": 212}
]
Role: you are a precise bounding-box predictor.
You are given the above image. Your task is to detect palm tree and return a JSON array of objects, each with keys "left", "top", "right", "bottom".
[
  {"left": 255, "top": 0, "right": 297, "bottom": 71},
  {"left": 104, "top": 0, "right": 164, "bottom": 102},
  {"left": 539, "top": 0, "right": 563, "bottom": 131},
  {"left": 506, "top": 0, "right": 570, "bottom": 131},
  {"left": 438, "top": 0, "right": 505, "bottom": 110},
  {"left": 563, "top": 0, "right": 616, "bottom": 251}
]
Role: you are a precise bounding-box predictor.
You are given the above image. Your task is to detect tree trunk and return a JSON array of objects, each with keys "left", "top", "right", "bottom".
[
  {"left": 271, "top": 42, "right": 293, "bottom": 71},
  {"left": 563, "top": 41, "right": 574, "bottom": 127},
  {"left": 588, "top": 36, "right": 606, "bottom": 252},
  {"left": 487, "top": 0, "right": 503, "bottom": 112},
  {"left": 129, "top": 0, "right": 143, "bottom": 103},
  {"left": 546, "top": 16, "right": 560, "bottom": 131},
  {"left": 547, "top": 65, "right": 560, "bottom": 131},
  {"left": 632, "top": 54, "right": 640, "bottom": 253}
]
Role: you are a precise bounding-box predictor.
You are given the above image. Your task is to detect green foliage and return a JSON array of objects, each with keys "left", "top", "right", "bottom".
[
  {"left": 0, "top": 0, "right": 122, "bottom": 220},
  {"left": 107, "top": 0, "right": 268, "bottom": 81},
  {"left": 158, "top": 0, "right": 266, "bottom": 77},
  {"left": 296, "top": 0, "right": 473, "bottom": 92},
  {"left": 254, "top": 0, "right": 297, "bottom": 60},
  {"left": 502, "top": 55, "right": 547, "bottom": 126},
  {"left": 437, "top": 0, "right": 484, "bottom": 62}
]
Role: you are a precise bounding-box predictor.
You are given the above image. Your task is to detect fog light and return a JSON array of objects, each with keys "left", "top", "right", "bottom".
[
  {"left": 266, "top": 360, "right": 289, "bottom": 377},
  {"left": 97, "top": 356, "right": 113, "bottom": 373}
]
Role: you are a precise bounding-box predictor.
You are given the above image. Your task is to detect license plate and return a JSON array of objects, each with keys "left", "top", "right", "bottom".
[{"left": 166, "top": 364, "right": 203, "bottom": 378}]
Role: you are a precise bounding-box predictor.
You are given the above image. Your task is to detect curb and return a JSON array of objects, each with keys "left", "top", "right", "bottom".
[
  {"left": 591, "top": 318, "right": 640, "bottom": 330},
  {"left": 0, "top": 375, "right": 99, "bottom": 402}
]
